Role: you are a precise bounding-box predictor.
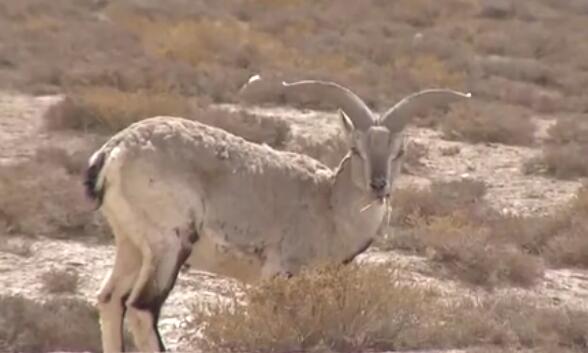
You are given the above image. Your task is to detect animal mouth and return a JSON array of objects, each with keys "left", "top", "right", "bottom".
[{"left": 360, "top": 194, "right": 389, "bottom": 213}]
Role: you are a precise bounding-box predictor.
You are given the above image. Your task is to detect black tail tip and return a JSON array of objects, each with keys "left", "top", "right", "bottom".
[{"left": 84, "top": 152, "right": 106, "bottom": 206}]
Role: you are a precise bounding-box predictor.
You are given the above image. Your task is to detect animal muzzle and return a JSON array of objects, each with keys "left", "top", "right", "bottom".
[{"left": 369, "top": 177, "right": 389, "bottom": 199}]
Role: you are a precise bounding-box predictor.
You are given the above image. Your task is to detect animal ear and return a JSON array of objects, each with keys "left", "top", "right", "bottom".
[{"left": 339, "top": 109, "right": 354, "bottom": 134}]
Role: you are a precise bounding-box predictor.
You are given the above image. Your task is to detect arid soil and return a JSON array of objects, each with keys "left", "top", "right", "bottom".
[{"left": 1, "top": 92, "right": 587, "bottom": 352}]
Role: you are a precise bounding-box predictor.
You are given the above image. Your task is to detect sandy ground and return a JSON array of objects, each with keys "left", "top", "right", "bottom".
[{"left": 0, "top": 92, "right": 587, "bottom": 352}]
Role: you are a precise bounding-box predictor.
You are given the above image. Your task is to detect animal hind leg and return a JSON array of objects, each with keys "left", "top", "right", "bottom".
[
  {"left": 97, "top": 234, "right": 141, "bottom": 353},
  {"left": 126, "top": 224, "right": 199, "bottom": 352}
]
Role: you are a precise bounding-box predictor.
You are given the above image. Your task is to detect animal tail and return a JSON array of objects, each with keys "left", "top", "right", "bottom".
[{"left": 84, "top": 150, "right": 107, "bottom": 208}]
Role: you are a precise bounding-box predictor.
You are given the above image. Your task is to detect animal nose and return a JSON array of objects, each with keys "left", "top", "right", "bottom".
[{"left": 370, "top": 178, "right": 387, "bottom": 192}]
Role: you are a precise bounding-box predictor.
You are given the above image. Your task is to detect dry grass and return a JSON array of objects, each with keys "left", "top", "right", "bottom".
[
  {"left": 43, "top": 95, "right": 292, "bottom": 148},
  {"left": 402, "top": 141, "right": 429, "bottom": 175},
  {"left": 538, "top": 187, "right": 588, "bottom": 268},
  {"left": 524, "top": 116, "right": 588, "bottom": 179},
  {"left": 385, "top": 180, "right": 545, "bottom": 287},
  {"left": 441, "top": 101, "right": 536, "bottom": 145},
  {"left": 40, "top": 268, "right": 79, "bottom": 294},
  {"left": 0, "top": 146, "right": 108, "bottom": 240},
  {"left": 192, "top": 264, "right": 434, "bottom": 352},
  {"left": 190, "top": 264, "right": 588, "bottom": 353},
  {"left": 0, "top": 294, "right": 101, "bottom": 353},
  {"left": 44, "top": 88, "right": 194, "bottom": 132},
  {"left": 387, "top": 181, "right": 588, "bottom": 284}
]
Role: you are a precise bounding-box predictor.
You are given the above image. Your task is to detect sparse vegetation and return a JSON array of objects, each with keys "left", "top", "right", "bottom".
[
  {"left": 43, "top": 89, "right": 194, "bottom": 132},
  {"left": 385, "top": 180, "right": 588, "bottom": 286},
  {"left": 191, "top": 264, "right": 588, "bottom": 353},
  {"left": 524, "top": 117, "right": 588, "bottom": 179},
  {"left": 384, "top": 179, "right": 545, "bottom": 287},
  {"left": 441, "top": 101, "right": 536, "bottom": 145},
  {"left": 40, "top": 268, "right": 79, "bottom": 294},
  {"left": 0, "top": 146, "right": 108, "bottom": 240},
  {"left": 0, "top": 295, "right": 101, "bottom": 353}
]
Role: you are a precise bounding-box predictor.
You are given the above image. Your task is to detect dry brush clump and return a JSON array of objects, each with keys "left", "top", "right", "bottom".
[
  {"left": 191, "top": 264, "right": 434, "bottom": 353},
  {"left": 441, "top": 100, "right": 536, "bottom": 146},
  {"left": 43, "top": 88, "right": 193, "bottom": 132},
  {"left": 40, "top": 267, "right": 79, "bottom": 294},
  {"left": 43, "top": 93, "right": 292, "bottom": 148},
  {"left": 384, "top": 179, "right": 544, "bottom": 287},
  {"left": 524, "top": 116, "right": 588, "bottom": 179},
  {"left": 386, "top": 180, "right": 588, "bottom": 284},
  {"left": 189, "top": 264, "right": 588, "bottom": 353},
  {"left": 0, "top": 294, "right": 101, "bottom": 353},
  {"left": 0, "top": 146, "right": 108, "bottom": 240}
]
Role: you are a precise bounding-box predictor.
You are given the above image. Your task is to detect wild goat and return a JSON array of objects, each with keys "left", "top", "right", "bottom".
[{"left": 85, "top": 75, "right": 470, "bottom": 352}]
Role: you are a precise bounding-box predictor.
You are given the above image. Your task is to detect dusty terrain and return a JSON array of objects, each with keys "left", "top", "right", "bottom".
[{"left": 2, "top": 0, "right": 588, "bottom": 352}]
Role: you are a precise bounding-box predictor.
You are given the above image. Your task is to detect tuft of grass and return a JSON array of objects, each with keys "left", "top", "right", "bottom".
[
  {"left": 192, "top": 264, "right": 435, "bottom": 353},
  {"left": 402, "top": 141, "right": 428, "bottom": 175},
  {"left": 524, "top": 117, "right": 588, "bottom": 179},
  {"left": 390, "top": 179, "right": 490, "bottom": 227},
  {"left": 441, "top": 101, "right": 536, "bottom": 145},
  {"left": 388, "top": 181, "right": 588, "bottom": 284},
  {"left": 40, "top": 268, "right": 79, "bottom": 294},
  {"left": 540, "top": 187, "right": 588, "bottom": 267},
  {"left": 386, "top": 179, "right": 546, "bottom": 287},
  {"left": 190, "top": 264, "right": 588, "bottom": 352},
  {"left": 0, "top": 295, "right": 101, "bottom": 353},
  {"left": 392, "top": 54, "right": 466, "bottom": 89},
  {"left": 0, "top": 146, "right": 108, "bottom": 240},
  {"left": 44, "top": 88, "right": 194, "bottom": 132},
  {"left": 43, "top": 95, "right": 292, "bottom": 148}
]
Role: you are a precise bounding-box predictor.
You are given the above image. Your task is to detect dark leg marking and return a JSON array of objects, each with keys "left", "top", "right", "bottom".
[
  {"left": 130, "top": 226, "right": 200, "bottom": 352},
  {"left": 120, "top": 292, "right": 130, "bottom": 353}
]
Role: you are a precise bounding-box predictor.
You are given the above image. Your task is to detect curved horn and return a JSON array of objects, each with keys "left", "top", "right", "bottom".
[
  {"left": 281, "top": 79, "right": 375, "bottom": 130},
  {"left": 380, "top": 89, "right": 471, "bottom": 132}
]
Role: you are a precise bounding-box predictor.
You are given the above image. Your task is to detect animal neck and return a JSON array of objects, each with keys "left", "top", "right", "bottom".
[{"left": 328, "top": 154, "right": 387, "bottom": 255}]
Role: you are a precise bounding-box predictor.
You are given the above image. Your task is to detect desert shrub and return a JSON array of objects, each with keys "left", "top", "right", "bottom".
[
  {"left": 192, "top": 264, "right": 436, "bottom": 352},
  {"left": 472, "top": 76, "right": 564, "bottom": 114},
  {"left": 441, "top": 101, "right": 535, "bottom": 145},
  {"left": 540, "top": 187, "right": 588, "bottom": 267},
  {"left": 388, "top": 180, "right": 588, "bottom": 281},
  {"left": 190, "top": 264, "right": 588, "bottom": 352},
  {"left": 524, "top": 116, "right": 588, "bottom": 179},
  {"left": 476, "top": 55, "right": 555, "bottom": 86},
  {"left": 0, "top": 295, "right": 101, "bottom": 353},
  {"left": 402, "top": 141, "right": 429, "bottom": 175},
  {"left": 525, "top": 143, "right": 588, "bottom": 179},
  {"left": 390, "top": 179, "right": 489, "bottom": 227},
  {"left": 0, "top": 146, "right": 107, "bottom": 239},
  {"left": 385, "top": 180, "right": 546, "bottom": 287},
  {"left": 49, "top": 88, "right": 194, "bottom": 132},
  {"left": 40, "top": 268, "right": 79, "bottom": 294}
]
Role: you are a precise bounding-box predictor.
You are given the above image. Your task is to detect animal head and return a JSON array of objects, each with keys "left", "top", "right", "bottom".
[{"left": 240, "top": 75, "right": 471, "bottom": 200}]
